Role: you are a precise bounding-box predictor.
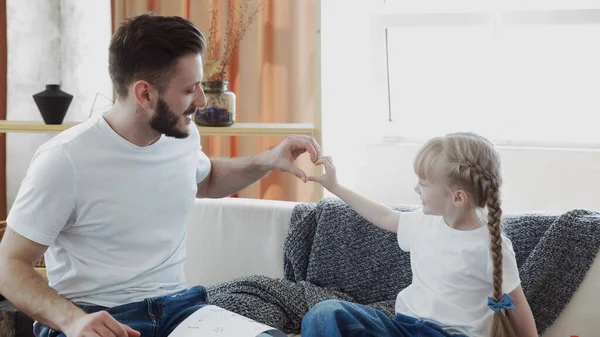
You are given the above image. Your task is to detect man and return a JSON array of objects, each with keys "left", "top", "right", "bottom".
[{"left": 0, "top": 13, "right": 320, "bottom": 337}]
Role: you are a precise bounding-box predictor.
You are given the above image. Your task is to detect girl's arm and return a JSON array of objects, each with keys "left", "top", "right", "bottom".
[
  {"left": 508, "top": 286, "right": 538, "bottom": 337},
  {"left": 329, "top": 184, "right": 401, "bottom": 233},
  {"left": 309, "top": 157, "right": 401, "bottom": 233}
]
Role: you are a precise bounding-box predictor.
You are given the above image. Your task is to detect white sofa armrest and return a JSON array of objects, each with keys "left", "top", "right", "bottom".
[
  {"left": 185, "top": 197, "right": 298, "bottom": 287},
  {"left": 541, "top": 250, "right": 600, "bottom": 337}
]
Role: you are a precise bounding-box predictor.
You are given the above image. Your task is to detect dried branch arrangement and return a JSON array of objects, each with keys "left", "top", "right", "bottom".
[{"left": 203, "top": 0, "right": 265, "bottom": 82}]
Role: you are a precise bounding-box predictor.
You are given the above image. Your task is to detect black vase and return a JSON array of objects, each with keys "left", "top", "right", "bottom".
[{"left": 33, "top": 84, "right": 73, "bottom": 125}]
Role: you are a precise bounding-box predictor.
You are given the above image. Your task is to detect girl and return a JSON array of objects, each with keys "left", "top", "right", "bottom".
[{"left": 301, "top": 133, "right": 537, "bottom": 337}]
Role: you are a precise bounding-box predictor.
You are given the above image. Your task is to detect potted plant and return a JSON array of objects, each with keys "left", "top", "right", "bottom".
[{"left": 195, "top": 0, "right": 265, "bottom": 126}]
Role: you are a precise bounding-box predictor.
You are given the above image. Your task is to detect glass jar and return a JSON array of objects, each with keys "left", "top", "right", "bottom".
[{"left": 195, "top": 81, "right": 236, "bottom": 126}]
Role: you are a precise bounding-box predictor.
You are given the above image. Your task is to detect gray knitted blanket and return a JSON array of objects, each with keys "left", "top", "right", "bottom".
[{"left": 207, "top": 198, "right": 600, "bottom": 335}]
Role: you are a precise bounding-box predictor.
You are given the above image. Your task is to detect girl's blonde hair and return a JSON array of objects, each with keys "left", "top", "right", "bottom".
[{"left": 414, "top": 132, "right": 516, "bottom": 337}]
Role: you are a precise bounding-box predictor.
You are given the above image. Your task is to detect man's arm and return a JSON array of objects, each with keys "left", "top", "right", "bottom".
[
  {"left": 0, "top": 145, "right": 139, "bottom": 336},
  {"left": 0, "top": 227, "right": 85, "bottom": 331},
  {"left": 0, "top": 147, "right": 86, "bottom": 331},
  {"left": 197, "top": 135, "right": 320, "bottom": 198},
  {"left": 0, "top": 227, "right": 140, "bottom": 337},
  {"left": 197, "top": 152, "right": 273, "bottom": 198}
]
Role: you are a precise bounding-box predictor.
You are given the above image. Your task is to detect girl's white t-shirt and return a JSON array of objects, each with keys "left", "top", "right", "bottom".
[
  {"left": 7, "top": 115, "right": 211, "bottom": 307},
  {"left": 395, "top": 209, "right": 521, "bottom": 337}
]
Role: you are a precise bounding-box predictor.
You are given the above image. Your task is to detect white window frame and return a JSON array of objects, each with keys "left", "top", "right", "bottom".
[{"left": 370, "top": 7, "right": 600, "bottom": 149}]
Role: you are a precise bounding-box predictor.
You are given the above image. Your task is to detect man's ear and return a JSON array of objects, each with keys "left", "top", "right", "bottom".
[
  {"left": 452, "top": 189, "right": 469, "bottom": 206},
  {"left": 132, "top": 80, "right": 153, "bottom": 110}
]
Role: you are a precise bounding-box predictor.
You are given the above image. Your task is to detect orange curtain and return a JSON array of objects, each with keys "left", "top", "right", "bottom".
[
  {"left": 0, "top": 0, "right": 7, "bottom": 221},
  {"left": 112, "top": 0, "right": 315, "bottom": 202}
]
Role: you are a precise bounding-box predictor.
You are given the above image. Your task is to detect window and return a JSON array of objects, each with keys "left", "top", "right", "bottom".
[{"left": 375, "top": 7, "right": 600, "bottom": 147}]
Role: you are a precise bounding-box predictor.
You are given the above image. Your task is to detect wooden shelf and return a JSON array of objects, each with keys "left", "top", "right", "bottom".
[
  {"left": 0, "top": 121, "right": 79, "bottom": 133},
  {"left": 0, "top": 121, "right": 315, "bottom": 136},
  {"left": 35, "top": 267, "right": 47, "bottom": 278}
]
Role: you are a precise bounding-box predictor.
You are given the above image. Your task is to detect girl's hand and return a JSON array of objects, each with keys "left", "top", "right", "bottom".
[{"left": 308, "top": 156, "right": 339, "bottom": 191}]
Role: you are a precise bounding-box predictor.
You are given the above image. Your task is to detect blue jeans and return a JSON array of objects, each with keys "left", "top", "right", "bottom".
[
  {"left": 36, "top": 286, "right": 277, "bottom": 337},
  {"left": 301, "top": 300, "right": 467, "bottom": 337}
]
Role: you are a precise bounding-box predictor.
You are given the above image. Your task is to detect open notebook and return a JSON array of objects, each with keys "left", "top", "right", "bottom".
[{"left": 168, "top": 305, "right": 287, "bottom": 337}]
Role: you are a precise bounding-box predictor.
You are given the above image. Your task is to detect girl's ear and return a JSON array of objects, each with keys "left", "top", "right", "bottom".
[{"left": 452, "top": 189, "right": 469, "bottom": 206}]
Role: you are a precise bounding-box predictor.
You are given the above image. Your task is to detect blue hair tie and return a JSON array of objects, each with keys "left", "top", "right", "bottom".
[{"left": 487, "top": 293, "right": 515, "bottom": 312}]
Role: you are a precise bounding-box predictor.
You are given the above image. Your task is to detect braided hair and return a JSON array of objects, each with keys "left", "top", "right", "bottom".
[{"left": 414, "top": 132, "right": 516, "bottom": 337}]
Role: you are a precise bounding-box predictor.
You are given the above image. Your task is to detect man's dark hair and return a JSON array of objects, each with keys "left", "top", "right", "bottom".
[{"left": 109, "top": 13, "right": 206, "bottom": 99}]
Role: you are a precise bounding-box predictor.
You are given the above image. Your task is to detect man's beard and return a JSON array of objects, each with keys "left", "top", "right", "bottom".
[{"left": 149, "top": 97, "right": 194, "bottom": 139}]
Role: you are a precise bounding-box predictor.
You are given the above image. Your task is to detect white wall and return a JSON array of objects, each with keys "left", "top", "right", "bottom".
[
  {"left": 356, "top": 140, "right": 600, "bottom": 213},
  {"left": 6, "top": 0, "right": 112, "bottom": 209},
  {"left": 319, "top": 0, "right": 382, "bottom": 194},
  {"left": 320, "top": 0, "right": 600, "bottom": 213}
]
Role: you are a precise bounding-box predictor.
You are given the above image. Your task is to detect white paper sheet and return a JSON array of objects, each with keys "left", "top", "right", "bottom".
[{"left": 168, "top": 305, "right": 287, "bottom": 337}]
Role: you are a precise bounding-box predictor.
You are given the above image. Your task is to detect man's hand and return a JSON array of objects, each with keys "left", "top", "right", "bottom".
[
  {"left": 270, "top": 135, "right": 320, "bottom": 182},
  {"left": 63, "top": 311, "right": 140, "bottom": 337},
  {"left": 196, "top": 135, "right": 321, "bottom": 198}
]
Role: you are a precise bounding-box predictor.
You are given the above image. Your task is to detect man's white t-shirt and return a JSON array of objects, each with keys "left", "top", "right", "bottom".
[
  {"left": 7, "top": 115, "right": 211, "bottom": 307},
  {"left": 395, "top": 209, "right": 521, "bottom": 337}
]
